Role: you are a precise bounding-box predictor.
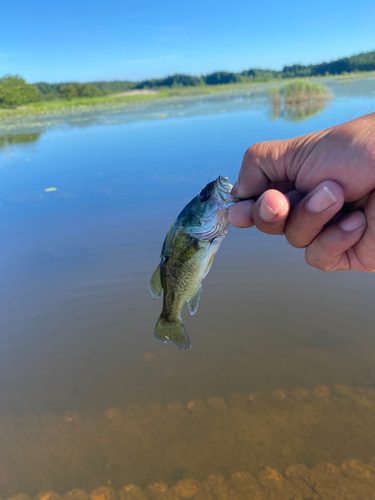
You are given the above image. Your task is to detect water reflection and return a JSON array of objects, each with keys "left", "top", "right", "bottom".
[
  {"left": 0, "top": 76, "right": 375, "bottom": 499},
  {"left": 0, "top": 132, "right": 41, "bottom": 148},
  {"left": 1, "top": 76, "right": 374, "bottom": 139},
  {"left": 269, "top": 99, "right": 329, "bottom": 122}
]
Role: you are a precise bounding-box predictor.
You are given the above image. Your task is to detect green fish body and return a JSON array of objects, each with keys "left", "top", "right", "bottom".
[{"left": 150, "top": 176, "right": 236, "bottom": 349}]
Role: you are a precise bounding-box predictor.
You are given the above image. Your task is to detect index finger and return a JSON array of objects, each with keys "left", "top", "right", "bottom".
[{"left": 233, "top": 141, "right": 291, "bottom": 199}]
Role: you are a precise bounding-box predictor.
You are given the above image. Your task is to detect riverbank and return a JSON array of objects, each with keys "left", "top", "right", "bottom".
[{"left": 1, "top": 71, "right": 374, "bottom": 118}]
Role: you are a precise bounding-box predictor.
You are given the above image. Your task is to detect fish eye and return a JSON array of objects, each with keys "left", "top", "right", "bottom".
[{"left": 199, "top": 189, "right": 211, "bottom": 202}]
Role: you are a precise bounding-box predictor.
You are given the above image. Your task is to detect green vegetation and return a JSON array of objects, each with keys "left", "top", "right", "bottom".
[
  {"left": 0, "top": 75, "right": 41, "bottom": 108},
  {"left": 269, "top": 81, "right": 331, "bottom": 123},
  {"left": 282, "top": 49, "right": 375, "bottom": 77},
  {"left": 34, "top": 79, "right": 137, "bottom": 97},
  {"left": 0, "top": 132, "right": 40, "bottom": 148},
  {"left": 137, "top": 74, "right": 204, "bottom": 88},
  {"left": 269, "top": 80, "right": 331, "bottom": 104},
  {"left": 0, "top": 91, "right": 170, "bottom": 117},
  {"left": 91, "top": 80, "right": 136, "bottom": 94},
  {"left": 0, "top": 49, "right": 374, "bottom": 111},
  {"left": 58, "top": 82, "right": 103, "bottom": 99}
]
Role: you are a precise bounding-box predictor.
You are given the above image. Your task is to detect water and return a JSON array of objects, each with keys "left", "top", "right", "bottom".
[{"left": 0, "top": 76, "right": 375, "bottom": 497}]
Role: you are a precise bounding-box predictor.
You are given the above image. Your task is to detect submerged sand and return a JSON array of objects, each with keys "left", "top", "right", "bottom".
[{"left": 1, "top": 385, "right": 375, "bottom": 498}]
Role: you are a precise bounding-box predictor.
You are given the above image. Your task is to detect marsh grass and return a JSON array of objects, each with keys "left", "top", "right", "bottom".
[
  {"left": 269, "top": 80, "right": 332, "bottom": 105},
  {"left": 0, "top": 85, "right": 235, "bottom": 117},
  {"left": 2, "top": 73, "right": 373, "bottom": 120},
  {"left": 28, "top": 92, "right": 169, "bottom": 110},
  {"left": 268, "top": 80, "right": 332, "bottom": 122}
]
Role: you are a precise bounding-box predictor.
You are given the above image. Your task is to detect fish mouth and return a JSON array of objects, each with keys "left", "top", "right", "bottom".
[{"left": 216, "top": 176, "right": 238, "bottom": 206}]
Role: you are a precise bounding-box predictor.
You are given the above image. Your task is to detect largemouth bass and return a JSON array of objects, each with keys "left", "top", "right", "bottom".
[{"left": 150, "top": 176, "right": 237, "bottom": 350}]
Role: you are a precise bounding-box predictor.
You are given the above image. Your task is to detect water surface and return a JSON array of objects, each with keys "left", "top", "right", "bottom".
[{"left": 0, "top": 76, "right": 375, "bottom": 496}]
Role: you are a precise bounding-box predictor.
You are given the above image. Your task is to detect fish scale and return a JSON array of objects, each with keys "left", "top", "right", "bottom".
[{"left": 150, "top": 176, "right": 237, "bottom": 349}]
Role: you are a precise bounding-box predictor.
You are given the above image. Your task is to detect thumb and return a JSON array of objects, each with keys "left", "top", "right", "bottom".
[{"left": 232, "top": 139, "right": 300, "bottom": 199}]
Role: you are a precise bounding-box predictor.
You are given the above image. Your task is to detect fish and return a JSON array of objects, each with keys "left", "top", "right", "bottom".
[{"left": 150, "top": 176, "right": 237, "bottom": 350}]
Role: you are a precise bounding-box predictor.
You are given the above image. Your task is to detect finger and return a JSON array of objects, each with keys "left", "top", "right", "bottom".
[
  {"left": 353, "top": 190, "right": 375, "bottom": 271},
  {"left": 233, "top": 140, "right": 292, "bottom": 199},
  {"left": 233, "top": 113, "right": 375, "bottom": 202},
  {"left": 305, "top": 211, "right": 367, "bottom": 271},
  {"left": 252, "top": 189, "right": 290, "bottom": 235},
  {"left": 285, "top": 181, "right": 345, "bottom": 248},
  {"left": 228, "top": 200, "right": 255, "bottom": 228}
]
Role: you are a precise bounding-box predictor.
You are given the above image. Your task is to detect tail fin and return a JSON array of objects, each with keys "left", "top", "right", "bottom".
[{"left": 154, "top": 314, "right": 191, "bottom": 350}]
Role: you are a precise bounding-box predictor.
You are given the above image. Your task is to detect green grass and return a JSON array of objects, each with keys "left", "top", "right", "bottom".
[
  {"left": 0, "top": 91, "right": 169, "bottom": 115},
  {"left": 1, "top": 71, "right": 374, "bottom": 119},
  {"left": 0, "top": 86, "right": 235, "bottom": 117},
  {"left": 269, "top": 80, "right": 331, "bottom": 104},
  {"left": 0, "top": 84, "right": 244, "bottom": 117}
]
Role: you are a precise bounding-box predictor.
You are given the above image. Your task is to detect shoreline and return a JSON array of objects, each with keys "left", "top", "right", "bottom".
[{"left": 1, "top": 72, "right": 374, "bottom": 119}]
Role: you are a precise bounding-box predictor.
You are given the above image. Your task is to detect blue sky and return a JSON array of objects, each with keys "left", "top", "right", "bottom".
[{"left": 1, "top": 0, "right": 375, "bottom": 83}]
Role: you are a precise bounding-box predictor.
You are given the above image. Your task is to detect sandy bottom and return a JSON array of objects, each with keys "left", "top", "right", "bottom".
[
  {"left": 2, "top": 385, "right": 375, "bottom": 499},
  {"left": 7, "top": 460, "right": 375, "bottom": 500}
]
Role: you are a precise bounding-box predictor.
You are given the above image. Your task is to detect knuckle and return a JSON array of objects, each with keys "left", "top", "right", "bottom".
[
  {"left": 285, "top": 230, "right": 306, "bottom": 249},
  {"left": 243, "top": 142, "right": 278, "bottom": 166},
  {"left": 305, "top": 246, "right": 335, "bottom": 272},
  {"left": 358, "top": 260, "right": 375, "bottom": 273},
  {"left": 256, "top": 223, "right": 284, "bottom": 235},
  {"left": 305, "top": 247, "right": 326, "bottom": 270},
  {"left": 243, "top": 143, "right": 264, "bottom": 165},
  {"left": 304, "top": 249, "right": 317, "bottom": 268}
]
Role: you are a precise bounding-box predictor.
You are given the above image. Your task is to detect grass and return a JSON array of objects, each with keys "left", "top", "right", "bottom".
[
  {"left": 0, "top": 71, "right": 373, "bottom": 119},
  {"left": 269, "top": 80, "right": 332, "bottom": 104},
  {"left": 268, "top": 80, "right": 333, "bottom": 123},
  {"left": 0, "top": 85, "right": 237, "bottom": 118},
  {"left": 0, "top": 92, "right": 170, "bottom": 117}
]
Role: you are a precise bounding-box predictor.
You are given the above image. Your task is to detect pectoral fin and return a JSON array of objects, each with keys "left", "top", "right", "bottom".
[
  {"left": 203, "top": 253, "right": 216, "bottom": 279},
  {"left": 150, "top": 263, "right": 162, "bottom": 298},
  {"left": 187, "top": 284, "right": 202, "bottom": 315}
]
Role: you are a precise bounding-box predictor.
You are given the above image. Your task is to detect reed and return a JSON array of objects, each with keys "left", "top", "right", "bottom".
[{"left": 269, "top": 80, "right": 331, "bottom": 105}]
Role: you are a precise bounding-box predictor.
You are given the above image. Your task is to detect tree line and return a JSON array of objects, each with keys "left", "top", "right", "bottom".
[{"left": 1, "top": 50, "right": 374, "bottom": 108}]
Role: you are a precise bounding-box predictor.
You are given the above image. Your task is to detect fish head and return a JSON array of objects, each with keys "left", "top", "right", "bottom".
[
  {"left": 180, "top": 176, "right": 238, "bottom": 240},
  {"left": 196, "top": 175, "right": 236, "bottom": 211}
]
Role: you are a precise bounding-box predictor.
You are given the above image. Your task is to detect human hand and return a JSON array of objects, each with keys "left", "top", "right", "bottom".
[{"left": 228, "top": 112, "right": 375, "bottom": 272}]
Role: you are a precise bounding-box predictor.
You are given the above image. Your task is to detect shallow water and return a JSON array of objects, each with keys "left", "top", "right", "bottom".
[{"left": 0, "top": 76, "right": 375, "bottom": 496}]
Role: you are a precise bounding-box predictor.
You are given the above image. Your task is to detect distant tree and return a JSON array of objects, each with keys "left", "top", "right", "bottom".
[
  {"left": 281, "top": 51, "right": 375, "bottom": 77},
  {"left": 92, "top": 80, "right": 136, "bottom": 93},
  {"left": 241, "top": 69, "right": 279, "bottom": 81},
  {"left": 6, "top": 49, "right": 375, "bottom": 109},
  {"left": 162, "top": 74, "right": 203, "bottom": 87},
  {"left": 59, "top": 82, "right": 102, "bottom": 100},
  {"left": 136, "top": 74, "right": 204, "bottom": 89},
  {"left": 282, "top": 65, "right": 313, "bottom": 78},
  {"left": 0, "top": 75, "right": 41, "bottom": 108},
  {"left": 44, "top": 93, "right": 57, "bottom": 101},
  {"left": 34, "top": 81, "right": 63, "bottom": 97},
  {"left": 204, "top": 72, "right": 242, "bottom": 85}
]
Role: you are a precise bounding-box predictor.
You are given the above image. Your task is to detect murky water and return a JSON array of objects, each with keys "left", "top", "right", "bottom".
[{"left": 0, "top": 76, "right": 375, "bottom": 497}]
